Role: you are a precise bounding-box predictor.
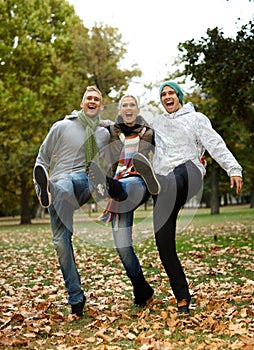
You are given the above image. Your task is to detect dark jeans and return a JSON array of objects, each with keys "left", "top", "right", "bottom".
[{"left": 153, "top": 161, "right": 202, "bottom": 303}]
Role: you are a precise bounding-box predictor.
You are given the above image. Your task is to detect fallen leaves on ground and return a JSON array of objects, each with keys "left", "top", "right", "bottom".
[{"left": 0, "top": 221, "right": 253, "bottom": 349}]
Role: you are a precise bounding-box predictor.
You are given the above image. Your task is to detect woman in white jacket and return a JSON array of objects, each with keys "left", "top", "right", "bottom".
[{"left": 133, "top": 81, "right": 243, "bottom": 315}]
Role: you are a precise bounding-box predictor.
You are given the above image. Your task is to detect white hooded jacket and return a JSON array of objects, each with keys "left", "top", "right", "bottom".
[{"left": 150, "top": 102, "right": 242, "bottom": 178}]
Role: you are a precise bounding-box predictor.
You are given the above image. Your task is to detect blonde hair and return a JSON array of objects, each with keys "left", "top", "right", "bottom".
[
  {"left": 82, "top": 86, "right": 102, "bottom": 102},
  {"left": 119, "top": 95, "right": 139, "bottom": 108}
]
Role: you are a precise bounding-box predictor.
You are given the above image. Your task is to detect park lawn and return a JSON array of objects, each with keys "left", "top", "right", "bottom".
[{"left": 0, "top": 205, "right": 253, "bottom": 349}]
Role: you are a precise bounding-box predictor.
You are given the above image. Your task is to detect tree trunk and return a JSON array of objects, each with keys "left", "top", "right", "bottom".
[
  {"left": 250, "top": 184, "right": 254, "bottom": 208},
  {"left": 20, "top": 174, "right": 31, "bottom": 224},
  {"left": 223, "top": 193, "right": 228, "bottom": 206},
  {"left": 210, "top": 161, "right": 220, "bottom": 215}
]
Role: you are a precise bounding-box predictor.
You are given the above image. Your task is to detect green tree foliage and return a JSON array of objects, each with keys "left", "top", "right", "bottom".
[
  {"left": 0, "top": 0, "right": 141, "bottom": 223},
  {"left": 177, "top": 21, "right": 254, "bottom": 210},
  {"left": 1, "top": 0, "right": 85, "bottom": 222},
  {"left": 84, "top": 24, "right": 141, "bottom": 102}
]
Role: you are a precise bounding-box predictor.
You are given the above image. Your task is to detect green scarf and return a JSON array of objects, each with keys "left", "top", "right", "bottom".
[{"left": 77, "top": 110, "right": 100, "bottom": 165}]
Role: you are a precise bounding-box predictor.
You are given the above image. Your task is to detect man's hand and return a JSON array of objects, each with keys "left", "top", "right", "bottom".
[{"left": 230, "top": 176, "right": 243, "bottom": 194}]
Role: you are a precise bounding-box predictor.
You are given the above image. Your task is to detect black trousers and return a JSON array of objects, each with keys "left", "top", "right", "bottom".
[{"left": 153, "top": 161, "right": 202, "bottom": 303}]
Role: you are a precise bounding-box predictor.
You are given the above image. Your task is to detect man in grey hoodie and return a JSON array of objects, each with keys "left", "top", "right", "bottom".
[
  {"left": 33, "top": 86, "right": 110, "bottom": 317},
  {"left": 133, "top": 81, "right": 243, "bottom": 315}
]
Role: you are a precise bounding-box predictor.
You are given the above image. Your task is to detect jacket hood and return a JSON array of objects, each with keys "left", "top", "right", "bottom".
[{"left": 64, "top": 110, "right": 79, "bottom": 120}]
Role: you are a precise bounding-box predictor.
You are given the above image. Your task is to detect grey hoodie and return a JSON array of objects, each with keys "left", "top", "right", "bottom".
[
  {"left": 35, "top": 111, "right": 110, "bottom": 181},
  {"left": 150, "top": 102, "right": 242, "bottom": 177}
]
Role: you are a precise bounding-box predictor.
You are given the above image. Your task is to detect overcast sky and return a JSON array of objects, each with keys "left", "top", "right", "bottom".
[{"left": 67, "top": 0, "right": 253, "bottom": 99}]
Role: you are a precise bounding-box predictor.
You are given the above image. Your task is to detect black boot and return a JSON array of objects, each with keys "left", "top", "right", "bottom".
[
  {"left": 87, "top": 161, "right": 127, "bottom": 201},
  {"left": 71, "top": 296, "right": 86, "bottom": 317},
  {"left": 106, "top": 177, "right": 128, "bottom": 201},
  {"left": 177, "top": 299, "right": 190, "bottom": 316},
  {"left": 130, "top": 272, "right": 154, "bottom": 308}
]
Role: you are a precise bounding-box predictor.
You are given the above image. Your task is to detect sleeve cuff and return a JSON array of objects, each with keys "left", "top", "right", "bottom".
[{"left": 228, "top": 168, "right": 242, "bottom": 177}]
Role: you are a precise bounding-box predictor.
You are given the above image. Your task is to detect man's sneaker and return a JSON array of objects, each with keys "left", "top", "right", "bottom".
[
  {"left": 87, "top": 161, "right": 108, "bottom": 200},
  {"left": 132, "top": 153, "right": 161, "bottom": 195},
  {"left": 71, "top": 296, "right": 86, "bottom": 317},
  {"left": 33, "top": 164, "right": 51, "bottom": 208},
  {"left": 177, "top": 299, "right": 190, "bottom": 316}
]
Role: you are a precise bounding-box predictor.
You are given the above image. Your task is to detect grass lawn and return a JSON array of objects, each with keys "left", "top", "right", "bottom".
[{"left": 0, "top": 205, "right": 253, "bottom": 349}]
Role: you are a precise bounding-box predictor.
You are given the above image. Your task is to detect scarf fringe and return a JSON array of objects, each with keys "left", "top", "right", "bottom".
[{"left": 97, "top": 210, "right": 114, "bottom": 223}]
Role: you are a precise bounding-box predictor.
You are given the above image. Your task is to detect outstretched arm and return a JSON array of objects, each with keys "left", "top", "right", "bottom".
[{"left": 230, "top": 176, "right": 243, "bottom": 194}]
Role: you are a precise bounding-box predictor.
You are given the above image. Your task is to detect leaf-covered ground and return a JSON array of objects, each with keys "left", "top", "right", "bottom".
[{"left": 0, "top": 216, "right": 253, "bottom": 349}]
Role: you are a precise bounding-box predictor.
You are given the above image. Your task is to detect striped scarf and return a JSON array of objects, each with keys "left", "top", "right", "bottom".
[
  {"left": 114, "top": 127, "right": 146, "bottom": 179},
  {"left": 98, "top": 127, "right": 146, "bottom": 223}
]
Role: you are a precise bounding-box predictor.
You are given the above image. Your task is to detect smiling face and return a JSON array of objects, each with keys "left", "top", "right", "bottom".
[
  {"left": 119, "top": 96, "right": 140, "bottom": 126},
  {"left": 80, "top": 88, "right": 102, "bottom": 118},
  {"left": 161, "top": 85, "right": 182, "bottom": 114}
]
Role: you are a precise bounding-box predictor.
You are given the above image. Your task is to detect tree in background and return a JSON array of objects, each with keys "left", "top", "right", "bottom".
[
  {"left": 177, "top": 21, "right": 254, "bottom": 212},
  {"left": 84, "top": 24, "right": 141, "bottom": 101},
  {"left": 0, "top": 0, "right": 142, "bottom": 223}
]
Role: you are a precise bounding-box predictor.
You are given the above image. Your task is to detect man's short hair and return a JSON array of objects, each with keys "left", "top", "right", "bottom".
[{"left": 82, "top": 86, "right": 102, "bottom": 102}]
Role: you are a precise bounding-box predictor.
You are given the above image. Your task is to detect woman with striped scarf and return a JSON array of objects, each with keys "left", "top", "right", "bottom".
[{"left": 88, "top": 95, "right": 160, "bottom": 308}]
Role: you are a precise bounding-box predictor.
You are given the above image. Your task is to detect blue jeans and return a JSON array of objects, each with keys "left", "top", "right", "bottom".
[
  {"left": 112, "top": 176, "right": 148, "bottom": 279},
  {"left": 48, "top": 172, "right": 91, "bottom": 305}
]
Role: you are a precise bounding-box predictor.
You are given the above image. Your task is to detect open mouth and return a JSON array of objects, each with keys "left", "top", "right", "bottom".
[
  {"left": 166, "top": 101, "right": 174, "bottom": 106},
  {"left": 88, "top": 105, "right": 96, "bottom": 110}
]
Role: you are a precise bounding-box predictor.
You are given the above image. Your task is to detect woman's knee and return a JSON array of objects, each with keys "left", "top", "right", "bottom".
[{"left": 116, "top": 246, "right": 135, "bottom": 263}]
